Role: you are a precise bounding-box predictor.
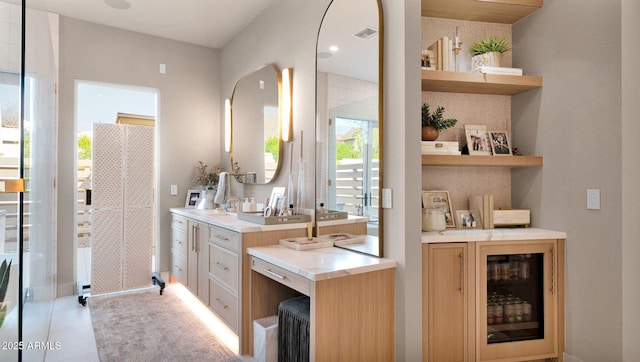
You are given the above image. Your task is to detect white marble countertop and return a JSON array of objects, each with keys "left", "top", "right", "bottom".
[
  {"left": 247, "top": 245, "right": 396, "bottom": 281},
  {"left": 170, "top": 208, "right": 309, "bottom": 233},
  {"left": 422, "top": 227, "right": 567, "bottom": 243}
]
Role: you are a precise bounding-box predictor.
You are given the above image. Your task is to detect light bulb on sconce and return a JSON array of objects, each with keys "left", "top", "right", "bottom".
[
  {"left": 224, "top": 98, "right": 231, "bottom": 152},
  {"left": 281, "top": 68, "right": 293, "bottom": 142}
]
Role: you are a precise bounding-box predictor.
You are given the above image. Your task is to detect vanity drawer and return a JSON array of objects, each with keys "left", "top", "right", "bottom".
[
  {"left": 210, "top": 280, "right": 239, "bottom": 332},
  {"left": 171, "top": 252, "right": 187, "bottom": 285},
  {"left": 209, "top": 243, "right": 239, "bottom": 293},
  {"left": 209, "top": 225, "right": 241, "bottom": 252},
  {"left": 172, "top": 214, "right": 188, "bottom": 232},
  {"left": 171, "top": 226, "right": 188, "bottom": 258},
  {"left": 251, "top": 257, "right": 311, "bottom": 296}
]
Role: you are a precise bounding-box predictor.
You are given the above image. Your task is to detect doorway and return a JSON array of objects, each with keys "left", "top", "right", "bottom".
[{"left": 75, "top": 81, "right": 157, "bottom": 288}]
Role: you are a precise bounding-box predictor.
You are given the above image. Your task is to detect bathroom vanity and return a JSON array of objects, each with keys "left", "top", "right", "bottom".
[
  {"left": 248, "top": 245, "right": 396, "bottom": 360},
  {"left": 422, "top": 228, "right": 566, "bottom": 362},
  {"left": 169, "top": 208, "right": 308, "bottom": 354}
]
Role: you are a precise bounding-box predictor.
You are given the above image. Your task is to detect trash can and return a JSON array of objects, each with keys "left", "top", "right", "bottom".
[{"left": 254, "top": 315, "right": 278, "bottom": 362}]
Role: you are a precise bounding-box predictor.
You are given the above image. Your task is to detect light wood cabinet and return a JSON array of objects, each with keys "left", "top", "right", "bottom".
[
  {"left": 422, "top": 238, "right": 564, "bottom": 362},
  {"left": 423, "top": 243, "right": 475, "bottom": 362}
]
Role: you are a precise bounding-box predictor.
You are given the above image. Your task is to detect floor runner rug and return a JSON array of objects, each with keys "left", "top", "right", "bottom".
[{"left": 90, "top": 284, "right": 240, "bottom": 361}]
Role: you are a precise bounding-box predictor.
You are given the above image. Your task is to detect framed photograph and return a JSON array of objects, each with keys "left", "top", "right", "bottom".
[
  {"left": 464, "top": 125, "right": 492, "bottom": 156},
  {"left": 422, "top": 190, "right": 455, "bottom": 228},
  {"left": 489, "top": 131, "right": 513, "bottom": 156},
  {"left": 185, "top": 189, "right": 201, "bottom": 208},
  {"left": 455, "top": 210, "right": 482, "bottom": 229},
  {"left": 269, "top": 186, "right": 286, "bottom": 210}
]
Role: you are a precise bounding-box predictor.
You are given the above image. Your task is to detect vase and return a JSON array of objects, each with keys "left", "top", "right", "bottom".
[
  {"left": 472, "top": 51, "right": 502, "bottom": 69},
  {"left": 422, "top": 126, "right": 439, "bottom": 141}
]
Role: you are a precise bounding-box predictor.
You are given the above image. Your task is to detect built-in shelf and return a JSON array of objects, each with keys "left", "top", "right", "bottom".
[
  {"left": 421, "top": 0, "right": 543, "bottom": 24},
  {"left": 422, "top": 70, "right": 543, "bottom": 95},
  {"left": 421, "top": 155, "right": 543, "bottom": 167}
]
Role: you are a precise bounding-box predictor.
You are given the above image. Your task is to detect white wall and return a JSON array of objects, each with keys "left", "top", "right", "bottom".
[
  {"left": 57, "top": 18, "right": 221, "bottom": 296},
  {"left": 512, "top": 1, "right": 625, "bottom": 360}
]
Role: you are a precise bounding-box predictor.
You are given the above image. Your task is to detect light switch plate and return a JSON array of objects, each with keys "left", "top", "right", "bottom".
[
  {"left": 587, "top": 188, "right": 600, "bottom": 210},
  {"left": 170, "top": 184, "right": 178, "bottom": 196},
  {"left": 382, "top": 188, "right": 392, "bottom": 208}
]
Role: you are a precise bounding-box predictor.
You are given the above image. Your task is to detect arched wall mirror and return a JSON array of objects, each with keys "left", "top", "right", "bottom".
[
  {"left": 316, "top": 0, "right": 383, "bottom": 257},
  {"left": 230, "top": 64, "right": 283, "bottom": 184}
]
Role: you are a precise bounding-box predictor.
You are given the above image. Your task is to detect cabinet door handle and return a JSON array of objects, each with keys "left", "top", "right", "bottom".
[
  {"left": 190, "top": 225, "right": 195, "bottom": 251},
  {"left": 215, "top": 298, "right": 229, "bottom": 310},
  {"left": 264, "top": 268, "right": 286, "bottom": 280},
  {"left": 215, "top": 262, "right": 229, "bottom": 271},
  {"left": 195, "top": 225, "right": 200, "bottom": 253},
  {"left": 551, "top": 246, "right": 556, "bottom": 295},
  {"left": 459, "top": 251, "right": 464, "bottom": 294},
  {"left": 214, "top": 234, "right": 229, "bottom": 241}
]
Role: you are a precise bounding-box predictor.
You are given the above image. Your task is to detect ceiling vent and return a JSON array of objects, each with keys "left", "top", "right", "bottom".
[{"left": 353, "top": 27, "right": 378, "bottom": 40}]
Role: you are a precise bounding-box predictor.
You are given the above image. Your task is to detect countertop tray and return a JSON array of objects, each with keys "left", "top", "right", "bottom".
[
  {"left": 316, "top": 210, "right": 348, "bottom": 221},
  {"left": 237, "top": 211, "right": 310, "bottom": 225}
]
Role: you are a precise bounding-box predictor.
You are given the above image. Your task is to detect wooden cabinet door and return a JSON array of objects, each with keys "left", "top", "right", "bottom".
[
  {"left": 477, "top": 240, "right": 559, "bottom": 361},
  {"left": 187, "top": 219, "right": 209, "bottom": 303},
  {"left": 424, "top": 243, "right": 473, "bottom": 362}
]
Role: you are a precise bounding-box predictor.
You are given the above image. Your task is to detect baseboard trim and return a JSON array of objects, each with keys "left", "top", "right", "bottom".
[{"left": 563, "top": 351, "right": 585, "bottom": 362}]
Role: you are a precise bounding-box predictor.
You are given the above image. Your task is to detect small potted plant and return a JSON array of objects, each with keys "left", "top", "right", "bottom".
[
  {"left": 422, "top": 103, "right": 458, "bottom": 141},
  {"left": 470, "top": 37, "right": 511, "bottom": 68}
]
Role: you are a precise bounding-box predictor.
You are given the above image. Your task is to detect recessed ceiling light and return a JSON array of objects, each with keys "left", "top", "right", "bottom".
[
  {"left": 329, "top": 45, "right": 339, "bottom": 52},
  {"left": 104, "top": 0, "right": 131, "bottom": 10}
]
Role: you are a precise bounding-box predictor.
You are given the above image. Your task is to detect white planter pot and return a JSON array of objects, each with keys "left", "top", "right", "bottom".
[{"left": 472, "top": 52, "right": 502, "bottom": 69}]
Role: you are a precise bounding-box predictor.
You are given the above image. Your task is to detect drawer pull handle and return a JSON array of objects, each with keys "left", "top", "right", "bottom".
[
  {"left": 214, "top": 234, "right": 230, "bottom": 241},
  {"left": 215, "top": 298, "right": 229, "bottom": 310},
  {"left": 215, "top": 262, "right": 229, "bottom": 271},
  {"left": 264, "top": 268, "right": 286, "bottom": 280}
]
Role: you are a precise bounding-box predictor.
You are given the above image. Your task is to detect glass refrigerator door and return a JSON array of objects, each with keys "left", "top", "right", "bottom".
[{"left": 479, "top": 241, "right": 558, "bottom": 361}]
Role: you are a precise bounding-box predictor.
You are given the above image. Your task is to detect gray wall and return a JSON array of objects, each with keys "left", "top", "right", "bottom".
[
  {"left": 57, "top": 17, "right": 221, "bottom": 296},
  {"left": 512, "top": 1, "right": 638, "bottom": 360}
]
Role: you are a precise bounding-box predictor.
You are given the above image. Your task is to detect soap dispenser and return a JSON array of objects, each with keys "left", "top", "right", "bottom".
[
  {"left": 249, "top": 197, "right": 257, "bottom": 212},
  {"left": 242, "top": 198, "right": 250, "bottom": 212}
]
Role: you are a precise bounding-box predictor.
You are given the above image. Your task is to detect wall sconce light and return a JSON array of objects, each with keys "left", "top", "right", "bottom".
[
  {"left": 281, "top": 68, "right": 293, "bottom": 142},
  {"left": 224, "top": 98, "right": 231, "bottom": 152}
]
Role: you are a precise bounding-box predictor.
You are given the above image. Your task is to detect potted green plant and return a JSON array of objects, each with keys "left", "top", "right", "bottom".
[
  {"left": 0, "top": 259, "right": 12, "bottom": 328},
  {"left": 470, "top": 37, "right": 511, "bottom": 68},
  {"left": 422, "top": 103, "right": 458, "bottom": 141}
]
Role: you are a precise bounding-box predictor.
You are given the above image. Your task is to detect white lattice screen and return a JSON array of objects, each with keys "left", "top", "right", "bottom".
[{"left": 91, "top": 123, "right": 154, "bottom": 295}]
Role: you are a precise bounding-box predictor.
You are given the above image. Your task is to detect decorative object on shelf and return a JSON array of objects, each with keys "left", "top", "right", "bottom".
[
  {"left": 489, "top": 131, "right": 513, "bottom": 156},
  {"left": 455, "top": 209, "right": 481, "bottom": 229},
  {"left": 185, "top": 189, "right": 201, "bottom": 208},
  {"left": 421, "top": 190, "right": 455, "bottom": 228},
  {"left": 470, "top": 37, "right": 511, "bottom": 69},
  {"left": 422, "top": 208, "right": 447, "bottom": 232},
  {"left": 421, "top": 141, "right": 460, "bottom": 155},
  {"left": 421, "top": 49, "right": 435, "bottom": 70},
  {"left": 464, "top": 124, "right": 492, "bottom": 156},
  {"left": 452, "top": 27, "right": 462, "bottom": 71},
  {"left": 421, "top": 103, "right": 458, "bottom": 141}
]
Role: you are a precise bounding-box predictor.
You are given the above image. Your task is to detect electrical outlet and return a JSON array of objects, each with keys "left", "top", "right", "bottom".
[{"left": 170, "top": 184, "right": 178, "bottom": 196}]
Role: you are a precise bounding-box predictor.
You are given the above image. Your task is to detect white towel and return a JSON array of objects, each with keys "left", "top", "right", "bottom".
[{"left": 214, "top": 172, "right": 230, "bottom": 204}]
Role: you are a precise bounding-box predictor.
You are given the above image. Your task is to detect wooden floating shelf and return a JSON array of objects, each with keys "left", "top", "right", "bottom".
[
  {"left": 422, "top": 0, "right": 543, "bottom": 24},
  {"left": 422, "top": 70, "right": 543, "bottom": 95},
  {"left": 422, "top": 155, "right": 543, "bottom": 167}
]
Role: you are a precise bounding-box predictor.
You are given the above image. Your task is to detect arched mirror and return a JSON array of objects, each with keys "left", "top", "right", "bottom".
[
  {"left": 230, "top": 64, "right": 283, "bottom": 184},
  {"left": 316, "top": 0, "right": 383, "bottom": 257}
]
